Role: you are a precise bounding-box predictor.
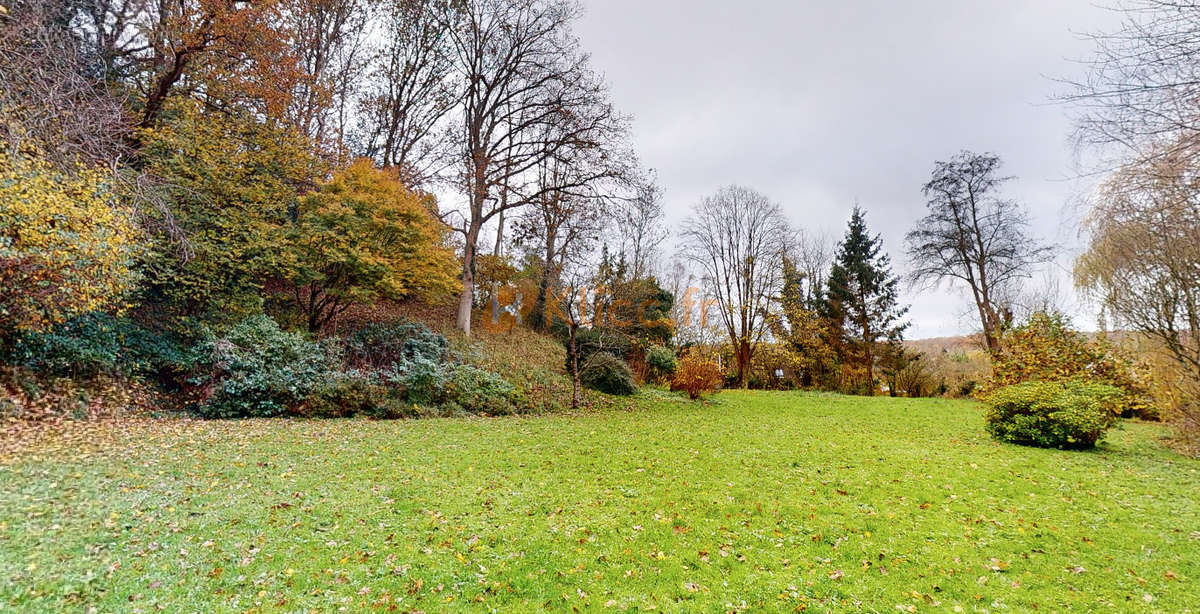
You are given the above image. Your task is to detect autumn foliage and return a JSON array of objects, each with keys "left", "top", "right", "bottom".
[
  {"left": 981, "top": 311, "right": 1155, "bottom": 418},
  {"left": 670, "top": 349, "right": 724, "bottom": 400},
  {"left": 286, "top": 159, "right": 458, "bottom": 332},
  {"left": 0, "top": 155, "right": 138, "bottom": 335}
]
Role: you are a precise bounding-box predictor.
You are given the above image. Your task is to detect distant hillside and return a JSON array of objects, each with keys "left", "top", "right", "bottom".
[
  {"left": 905, "top": 334, "right": 985, "bottom": 356},
  {"left": 906, "top": 330, "right": 1143, "bottom": 357}
]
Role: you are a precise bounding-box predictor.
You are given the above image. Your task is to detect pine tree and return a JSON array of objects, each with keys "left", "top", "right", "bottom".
[{"left": 823, "top": 207, "right": 909, "bottom": 395}]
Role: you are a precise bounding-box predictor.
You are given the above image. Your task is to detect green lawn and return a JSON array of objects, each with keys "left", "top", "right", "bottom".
[{"left": 2, "top": 391, "right": 1197, "bottom": 612}]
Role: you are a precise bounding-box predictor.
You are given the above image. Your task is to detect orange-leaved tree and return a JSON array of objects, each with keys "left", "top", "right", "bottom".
[{"left": 285, "top": 159, "right": 458, "bottom": 332}]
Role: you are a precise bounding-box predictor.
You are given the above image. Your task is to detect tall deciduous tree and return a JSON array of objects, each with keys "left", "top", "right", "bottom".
[
  {"left": 55, "top": 0, "right": 303, "bottom": 132},
  {"left": 515, "top": 156, "right": 613, "bottom": 331},
  {"left": 824, "top": 207, "right": 908, "bottom": 395},
  {"left": 282, "top": 0, "right": 372, "bottom": 154},
  {"left": 1063, "top": 0, "right": 1200, "bottom": 164},
  {"left": 681, "top": 185, "right": 791, "bottom": 388},
  {"left": 439, "top": 0, "right": 629, "bottom": 336},
  {"left": 906, "top": 151, "right": 1052, "bottom": 353},
  {"left": 615, "top": 177, "right": 669, "bottom": 281},
  {"left": 357, "top": 0, "right": 457, "bottom": 185}
]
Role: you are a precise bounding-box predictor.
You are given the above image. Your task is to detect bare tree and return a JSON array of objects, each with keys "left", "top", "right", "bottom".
[
  {"left": 282, "top": 0, "right": 373, "bottom": 155},
  {"left": 614, "top": 175, "right": 669, "bottom": 280},
  {"left": 906, "top": 151, "right": 1053, "bottom": 353},
  {"left": 1076, "top": 141, "right": 1200, "bottom": 421},
  {"left": 0, "top": 1, "right": 189, "bottom": 249},
  {"left": 439, "top": 0, "right": 629, "bottom": 336},
  {"left": 789, "top": 229, "right": 833, "bottom": 307},
  {"left": 681, "top": 185, "right": 792, "bottom": 388},
  {"left": 1063, "top": 0, "right": 1200, "bottom": 163},
  {"left": 515, "top": 155, "right": 621, "bottom": 330},
  {"left": 357, "top": 0, "right": 457, "bottom": 184},
  {"left": 64, "top": 0, "right": 154, "bottom": 84},
  {"left": 0, "top": 0, "right": 131, "bottom": 167}
]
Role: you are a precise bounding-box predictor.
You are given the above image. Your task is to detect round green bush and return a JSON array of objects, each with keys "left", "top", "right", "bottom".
[
  {"left": 344, "top": 321, "right": 449, "bottom": 369},
  {"left": 644, "top": 345, "right": 677, "bottom": 382},
  {"left": 580, "top": 351, "right": 636, "bottom": 396},
  {"left": 445, "top": 364, "right": 521, "bottom": 415},
  {"left": 983, "top": 380, "right": 1125, "bottom": 449},
  {"left": 383, "top": 357, "right": 447, "bottom": 407},
  {"left": 564, "top": 327, "right": 631, "bottom": 374}
]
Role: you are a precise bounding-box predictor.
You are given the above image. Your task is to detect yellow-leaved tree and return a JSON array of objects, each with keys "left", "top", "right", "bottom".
[
  {"left": 136, "top": 103, "right": 324, "bottom": 332},
  {"left": 0, "top": 154, "right": 138, "bottom": 336},
  {"left": 286, "top": 159, "right": 458, "bottom": 332},
  {"left": 980, "top": 311, "right": 1155, "bottom": 419}
]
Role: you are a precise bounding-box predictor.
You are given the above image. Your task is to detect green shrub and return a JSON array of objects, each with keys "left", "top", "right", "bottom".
[
  {"left": 344, "top": 321, "right": 449, "bottom": 369},
  {"left": 644, "top": 345, "right": 677, "bottom": 383},
  {"left": 564, "top": 327, "right": 631, "bottom": 375},
  {"left": 445, "top": 364, "right": 521, "bottom": 415},
  {"left": 580, "top": 352, "right": 636, "bottom": 396},
  {"left": 6, "top": 313, "right": 186, "bottom": 378},
  {"left": 383, "top": 357, "right": 447, "bottom": 407},
  {"left": 983, "top": 380, "right": 1125, "bottom": 449},
  {"left": 191, "top": 315, "right": 331, "bottom": 418},
  {"left": 304, "top": 370, "right": 412, "bottom": 419}
]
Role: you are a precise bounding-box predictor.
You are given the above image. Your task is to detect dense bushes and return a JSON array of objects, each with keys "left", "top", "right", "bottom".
[
  {"left": 2, "top": 309, "right": 532, "bottom": 420},
  {"left": 445, "top": 364, "right": 522, "bottom": 415},
  {"left": 0, "top": 365, "right": 149, "bottom": 424},
  {"left": 190, "top": 315, "right": 332, "bottom": 418},
  {"left": 983, "top": 311, "right": 1155, "bottom": 418},
  {"left": 671, "top": 350, "right": 724, "bottom": 400},
  {"left": 304, "top": 370, "right": 398, "bottom": 419},
  {"left": 644, "top": 345, "right": 677, "bottom": 383},
  {"left": 5, "top": 313, "right": 185, "bottom": 379},
  {"left": 0, "top": 154, "right": 139, "bottom": 335},
  {"left": 187, "top": 315, "right": 521, "bottom": 419},
  {"left": 344, "top": 320, "right": 449, "bottom": 368},
  {"left": 135, "top": 105, "right": 323, "bottom": 334},
  {"left": 580, "top": 352, "right": 636, "bottom": 396},
  {"left": 983, "top": 380, "right": 1125, "bottom": 449}
]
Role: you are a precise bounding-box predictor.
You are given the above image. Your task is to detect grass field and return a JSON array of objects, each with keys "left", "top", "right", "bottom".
[{"left": 1, "top": 390, "right": 1197, "bottom": 612}]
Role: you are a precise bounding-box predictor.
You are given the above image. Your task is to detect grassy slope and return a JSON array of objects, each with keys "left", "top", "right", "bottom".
[{"left": 1, "top": 391, "right": 1197, "bottom": 612}]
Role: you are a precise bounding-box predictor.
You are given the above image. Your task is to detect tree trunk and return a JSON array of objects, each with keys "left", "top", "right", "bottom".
[
  {"left": 863, "top": 342, "right": 874, "bottom": 396},
  {"left": 529, "top": 228, "right": 558, "bottom": 331},
  {"left": 568, "top": 322, "right": 581, "bottom": 409},
  {"left": 490, "top": 211, "right": 506, "bottom": 324},
  {"left": 736, "top": 338, "right": 751, "bottom": 388},
  {"left": 457, "top": 223, "right": 480, "bottom": 336}
]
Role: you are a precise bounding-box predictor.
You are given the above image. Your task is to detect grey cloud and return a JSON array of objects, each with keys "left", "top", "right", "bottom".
[{"left": 576, "top": 0, "right": 1120, "bottom": 337}]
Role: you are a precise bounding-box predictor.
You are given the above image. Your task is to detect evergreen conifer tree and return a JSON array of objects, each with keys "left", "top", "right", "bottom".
[{"left": 823, "top": 207, "right": 909, "bottom": 394}]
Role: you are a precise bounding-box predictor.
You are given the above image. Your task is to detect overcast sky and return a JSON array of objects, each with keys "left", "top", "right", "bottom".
[{"left": 574, "top": 0, "right": 1122, "bottom": 339}]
